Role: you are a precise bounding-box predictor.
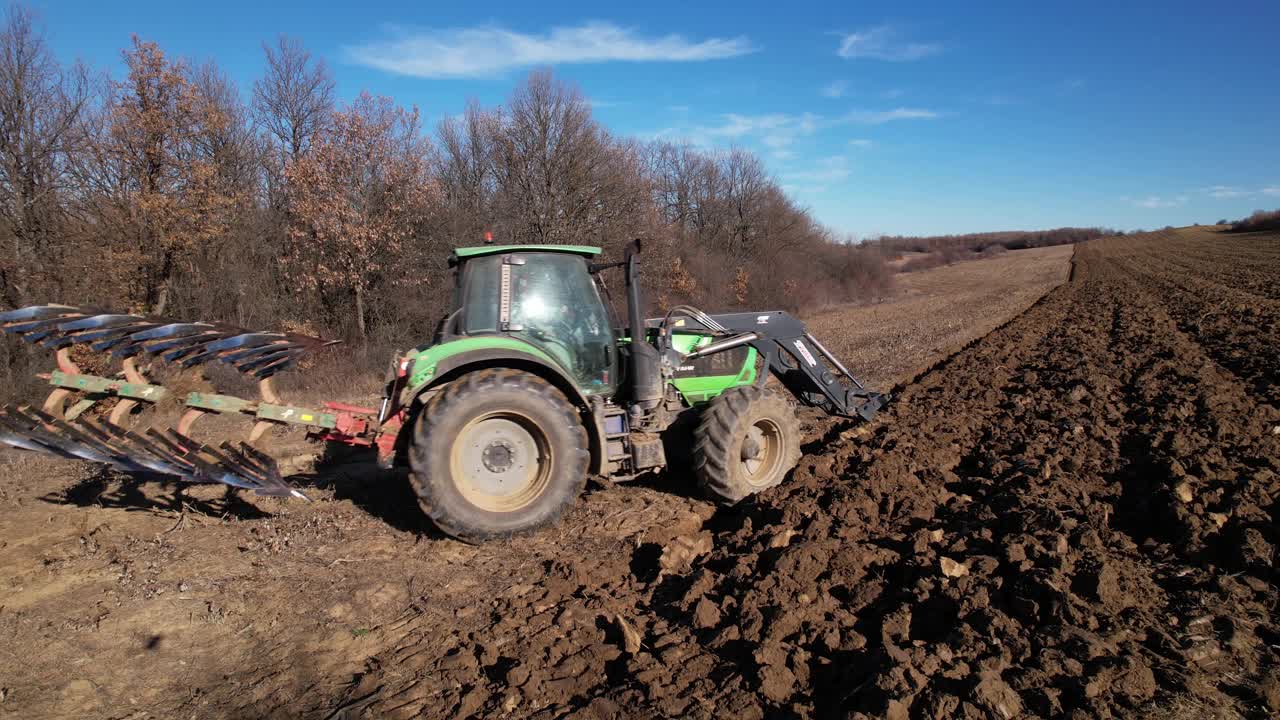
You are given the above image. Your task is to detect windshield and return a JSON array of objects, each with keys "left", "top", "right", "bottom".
[{"left": 462, "top": 252, "right": 616, "bottom": 394}]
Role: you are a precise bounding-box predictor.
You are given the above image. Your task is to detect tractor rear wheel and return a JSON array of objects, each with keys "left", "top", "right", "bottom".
[
  {"left": 408, "top": 369, "right": 589, "bottom": 542},
  {"left": 693, "top": 386, "right": 802, "bottom": 504}
]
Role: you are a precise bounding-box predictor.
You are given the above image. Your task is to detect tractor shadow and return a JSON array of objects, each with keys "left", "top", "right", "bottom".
[
  {"left": 296, "top": 444, "right": 450, "bottom": 538},
  {"left": 623, "top": 465, "right": 702, "bottom": 499},
  {"left": 47, "top": 465, "right": 272, "bottom": 520},
  {"left": 44, "top": 452, "right": 451, "bottom": 539},
  {"left": 618, "top": 406, "right": 707, "bottom": 500}
]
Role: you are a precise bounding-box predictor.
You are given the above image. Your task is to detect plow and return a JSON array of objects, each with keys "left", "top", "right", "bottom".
[{"left": 0, "top": 241, "right": 885, "bottom": 541}]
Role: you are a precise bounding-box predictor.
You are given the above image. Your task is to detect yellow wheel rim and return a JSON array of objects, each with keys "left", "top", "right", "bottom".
[
  {"left": 450, "top": 410, "right": 553, "bottom": 512},
  {"left": 740, "top": 418, "right": 784, "bottom": 488}
]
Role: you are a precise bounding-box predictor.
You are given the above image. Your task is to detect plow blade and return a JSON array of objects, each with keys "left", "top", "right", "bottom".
[
  {"left": 0, "top": 303, "right": 379, "bottom": 503},
  {"left": 0, "top": 305, "right": 337, "bottom": 379},
  {"left": 0, "top": 406, "right": 307, "bottom": 499}
]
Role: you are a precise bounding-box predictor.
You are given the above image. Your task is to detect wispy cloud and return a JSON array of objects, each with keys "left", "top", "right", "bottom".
[
  {"left": 836, "top": 26, "right": 940, "bottom": 61},
  {"left": 656, "top": 112, "right": 821, "bottom": 150},
  {"left": 785, "top": 156, "right": 852, "bottom": 184},
  {"left": 1132, "top": 195, "right": 1187, "bottom": 209},
  {"left": 346, "top": 21, "right": 755, "bottom": 78},
  {"left": 1197, "top": 185, "right": 1280, "bottom": 199},
  {"left": 720, "top": 113, "right": 819, "bottom": 144},
  {"left": 1203, "top": 185, "right": 1249, "bottom": 198},
  {"left": 656, "top": 105, "right": 937, "bottom": 149},
  {"left": 781, "top": 183, "right": 829, "bottom": 196},
  {"left": 654, "top": 106, "right": 937, "bottom": 152},
  {"left": 821, "top": 80, "right": 849, "bottom": 99},
  {"left": 842, "top": 108, "right": 939, "bottom": 124}
]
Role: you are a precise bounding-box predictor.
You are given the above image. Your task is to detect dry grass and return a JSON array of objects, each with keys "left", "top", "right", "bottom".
[{"left": 805, "top": 244, "right": 1075, "bottom": 390}]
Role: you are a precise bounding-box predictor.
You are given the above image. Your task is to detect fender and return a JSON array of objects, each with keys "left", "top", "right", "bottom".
[{"left": 399, "top": 339, "right": 606, "bottom": 474}]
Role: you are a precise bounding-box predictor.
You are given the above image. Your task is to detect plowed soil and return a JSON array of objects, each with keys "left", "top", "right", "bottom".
[
  {"left": 809, "top": 243, "right": 1073, "bottom": 389},
  {"left": 2, "top": 227, "right": 1277, "bottom": 719}
]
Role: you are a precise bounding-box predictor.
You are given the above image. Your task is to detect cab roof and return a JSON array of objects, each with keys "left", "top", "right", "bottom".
[{"left": 452, "top": 244, "right": 602, "bottom": 260}]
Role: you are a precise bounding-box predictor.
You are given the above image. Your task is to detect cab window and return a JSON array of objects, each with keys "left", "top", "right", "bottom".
[{"left": 462, "top": 252, "right": 616, "bottom": 394}]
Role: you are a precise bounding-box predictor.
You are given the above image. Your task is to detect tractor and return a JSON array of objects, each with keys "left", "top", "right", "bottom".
[{"left": 0, "top": 240, "right": 884, "bottom": 541}]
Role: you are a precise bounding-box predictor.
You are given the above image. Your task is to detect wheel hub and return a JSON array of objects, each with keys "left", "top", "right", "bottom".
[
  {"left": 482, "top": 440, "right": 515, "bottom": 473},
  {"left": 452, "top": 414, "right": 549, "bottom": 511}
]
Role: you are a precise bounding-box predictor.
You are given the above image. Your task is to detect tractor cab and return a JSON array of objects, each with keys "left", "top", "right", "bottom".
[{"left": 449, "top": 245, "right": 618, "bottom": 394}]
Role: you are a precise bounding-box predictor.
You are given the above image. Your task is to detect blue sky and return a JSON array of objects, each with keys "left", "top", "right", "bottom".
[{"left": 31, "top": 0, "right": 1280, "bottom": 236}]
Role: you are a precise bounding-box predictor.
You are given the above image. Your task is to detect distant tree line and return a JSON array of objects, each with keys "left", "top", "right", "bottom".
[
  {"left": 865, "top": 227, "right": 1113, "bottom": 273},
  {"left": 874, "top": 227, "right": 1113, "bottom": 256},
  {"left": 1227, "top": 209, "right": 1280, "bottom": 233}
]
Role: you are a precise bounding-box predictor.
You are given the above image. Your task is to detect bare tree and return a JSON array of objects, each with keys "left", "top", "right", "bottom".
[
  {"left": 251, "top": 36, "right": 334, "bottom": 213},
  {"left": 648, "top": 141, "right": 704, "bottom": 230},
  {"left": 435, "top": 100, "right": 499, "bottom": 241},
  {"left": 252, "top": 36, "right": 333, "bottom": 161},
  {"left": 491, "top": 70, "right": 647, "bottom": 245},
  {"left": 189, "top": 61, "right": 259, "bottom": 197},
  {"left": 0, "top": 4, "right": 89, "bottom": 305}
]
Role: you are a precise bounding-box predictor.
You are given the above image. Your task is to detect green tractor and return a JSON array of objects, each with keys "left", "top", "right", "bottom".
[{"left": 0, "top": 241, "right": 884, "bottom": 542}]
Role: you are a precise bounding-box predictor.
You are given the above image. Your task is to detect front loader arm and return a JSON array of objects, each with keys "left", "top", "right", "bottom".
[{"left": 683, "top": 311, "right": 886, "bottom": 421}]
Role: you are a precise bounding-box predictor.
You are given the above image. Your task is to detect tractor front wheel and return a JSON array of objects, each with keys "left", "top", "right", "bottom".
[
  {"left": 693, "top": 387, "right": 802, "bottom": 504},
  {"left": 408, "top": 369, "right": 589, "bottom": 542}
]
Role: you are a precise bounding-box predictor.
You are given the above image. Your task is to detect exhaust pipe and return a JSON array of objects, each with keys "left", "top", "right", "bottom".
[{"left": 624, "top": 240, "right": 663, "bottom": 409}]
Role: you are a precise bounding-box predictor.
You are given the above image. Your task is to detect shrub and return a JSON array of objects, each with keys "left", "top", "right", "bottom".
[
  {"left": 1229, "top": 209, "right": 1280, "bottom": 233},
  {"left": 899, "top": 253, "right": 947, "bottom": 273}
]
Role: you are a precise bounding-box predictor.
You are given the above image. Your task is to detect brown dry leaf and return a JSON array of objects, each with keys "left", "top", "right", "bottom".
[{"left": 614, "top": 614, "right": 642, "bottom": 654}]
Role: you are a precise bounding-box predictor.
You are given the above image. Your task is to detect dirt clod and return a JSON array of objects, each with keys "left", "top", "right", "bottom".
[
  {"left": 973, "top": 671, "right": 1023, "bottom": 719},
  {"left": 940, "top": 556, "right": 969, "bottom": 577},
  {"left": 658, "top": 532, "right": 713, "bottom": 576},
  {"left": 692, "top": 597, "right": 721, "bottom": 629}
]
